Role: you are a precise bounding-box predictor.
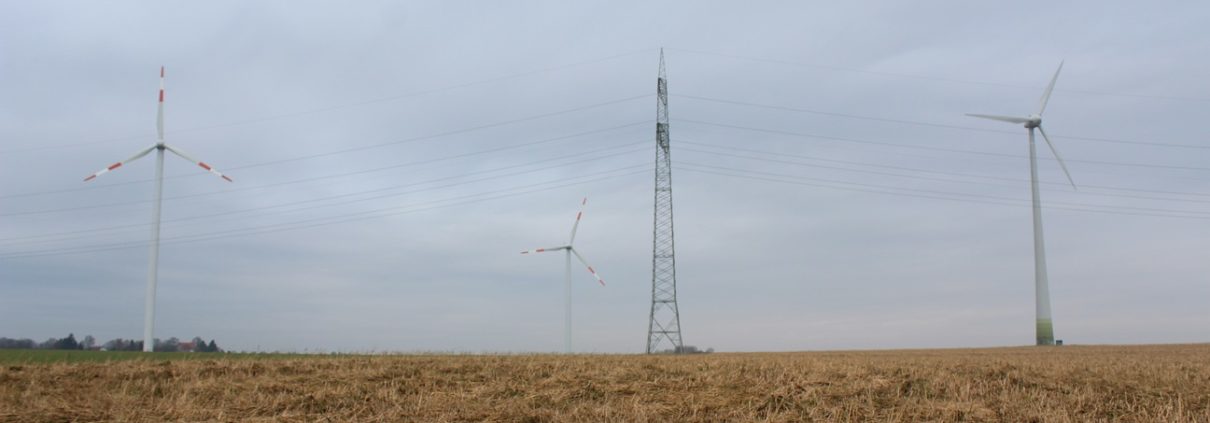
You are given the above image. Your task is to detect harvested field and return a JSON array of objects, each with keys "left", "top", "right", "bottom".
[{"left": 1, "top": 344, "right": 1208, "bottom": 422}]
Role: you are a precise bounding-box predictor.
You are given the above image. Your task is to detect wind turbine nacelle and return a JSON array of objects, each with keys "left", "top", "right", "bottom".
[{"left": 1024, "top": 115, "right": 1042, "bottom": 129}]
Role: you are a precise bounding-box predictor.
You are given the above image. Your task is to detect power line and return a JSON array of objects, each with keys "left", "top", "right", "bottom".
[
  {"left": 0, "top": 123, "right": 650, "bottom": 217},
  {"left": 8, "top": 123, "right": 1207, "bottom": 246},
  {"left": 14, "top": 136, "right": 1206, "bottom": 249},
  {"left": 682, "top": 139, "right": 1025, "bottom": 182},
  {"left": 0, "top": 143, "right": 650, "bottom": 246},
  {"left": 682, "top": 146, "right": 1210, "bottom": 210},
  {"left": 665, "top": 47, "right": 1210, "bottom": 103},
  {"left": 0, "top": 95, "right": 651, "bottom": 200},
  {"left": 221, "top": 94, "right": 649, "bottom": 173},
  {"left": 0, "top": 165, "right": 651, "bottom": 260},
  {"left": 0, "top": 48, "right": 657, "bottom": 154},
  {"left": 679, "top": 119, "right": 1210, "bottom": 172},
  {"left": 678, "top": 140, "right": 1210, "bottom": 203},
  {"left": 678, "top": 145, "right": 1020, "bottom": 189},
  {"left": 676, "top": 94, "right": 1210, "bottom": 150},
  {"left": 680, "top": 161, "right": 1210, "bottom": 216},
  {"left": 676, "top": 163, "right": 1210, "bottom": 220},
  {"left": 146, "top": 149, "right": 649, "bottom": 231},
  {"left": 11, "top": 157, "right": 1202, "bottom": 260}
]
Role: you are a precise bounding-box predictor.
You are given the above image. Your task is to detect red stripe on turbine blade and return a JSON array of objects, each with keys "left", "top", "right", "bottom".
[
  {"left": 159, "top": 90, "right": 164, "bottom": 102},
  {"left": 587, "top": 266, "right": 595, "bottom": 273},
  {"left": 576, "top": 212, "right": 582, "bottom": 220},
  {"left": 84, "top": 175, "right": 96, "bottom": 181},
  {"left": 598, "top": 279, "right": 606, "bottom": 286},
  {"left": 198, "top": 162, "right": 212, "bottom": 170},
  {"left": 160, "top": 66, "right": 164, "bottom": 77},
  {"left": 222, "top": 175, "right": 233, "bottom": 182},
  {"left": 582, "top": 198, "right": 587, "bottom": 205},
  {"left": 107, "top": 162, "right": 122, "bottom": 170},
  {"left": 537, "top": 248, "right": 545, "bottom": 252}
]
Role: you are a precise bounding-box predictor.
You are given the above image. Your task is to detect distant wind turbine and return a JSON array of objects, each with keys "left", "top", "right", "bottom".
[
  {"left": 520, "top": 197, "right": 606, "bottom": 353},
  {"left": 966, "top": 62, "right": 1073, "bottom": 346},
  {"left": 83, "top": 67, "right": 233, "bottom": 352}
]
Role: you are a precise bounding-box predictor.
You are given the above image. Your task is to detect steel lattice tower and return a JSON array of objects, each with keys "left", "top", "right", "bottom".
[{"left": 647, "top": 49, "right": 684, "bottom": 354}]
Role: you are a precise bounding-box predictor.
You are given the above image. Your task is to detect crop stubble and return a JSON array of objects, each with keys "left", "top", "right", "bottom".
[{"left": 1, "top": 344, "right": 1208, "bottom": 422}]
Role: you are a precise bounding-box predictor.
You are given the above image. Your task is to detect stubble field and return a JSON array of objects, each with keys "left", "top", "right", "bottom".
[{"left": 1, "top": 344, "right": 1208, "bottom": 422}]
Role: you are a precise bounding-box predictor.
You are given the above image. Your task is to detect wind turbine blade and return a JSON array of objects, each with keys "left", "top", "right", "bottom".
[
  {"left": 1037, "top": 61, "right": 1064, "bottom": 116},
  {"left": 1037, "top": 126, "right": 1076, "bottom": 189},
  {"left": 965, "top": 113, "right": 1030, "bottom": 124},
  {"left": 521, "top": 246, "right": 567, "bottom": 255},
  {"left": 569, "top": 248, "right": 605, "bottom": 286},
  {"left": 163, "top": 144, "right": 233, "bottom": 182},
  {"left": 568, "top": 197, "right": 587, "bottom": 245},
  {"left": 157, "top": 66, "right": 165, "bottom": 141},
  {"left": 83, "top": 145, "right": 157, "bottom": 181}
]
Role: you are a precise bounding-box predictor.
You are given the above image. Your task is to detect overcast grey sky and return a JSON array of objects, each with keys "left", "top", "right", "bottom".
[{"left": 1, "top": 1, "right": 1207, "bottom": 353}]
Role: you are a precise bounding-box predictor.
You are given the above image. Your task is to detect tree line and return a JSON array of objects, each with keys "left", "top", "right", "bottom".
[{"left": 0, "top": 334, "right": 221, "bottom": 352}]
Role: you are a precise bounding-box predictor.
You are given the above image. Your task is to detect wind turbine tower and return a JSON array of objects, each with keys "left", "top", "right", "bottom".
[{"left": 647, "top": 49, "right": 684, "bottom": 354}]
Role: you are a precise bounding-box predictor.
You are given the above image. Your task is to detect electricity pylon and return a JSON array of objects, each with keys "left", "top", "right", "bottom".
[{"left": 647, "top": 49, "right": 684, "bottom": 354}]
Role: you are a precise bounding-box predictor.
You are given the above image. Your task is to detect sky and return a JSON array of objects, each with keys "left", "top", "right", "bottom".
[{"left": 1, "top": 1, "right": 1207, "bottom": 353}]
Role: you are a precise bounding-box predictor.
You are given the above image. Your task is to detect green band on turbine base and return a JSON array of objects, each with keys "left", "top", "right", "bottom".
[{"left": 1036, "top": 319, "right": 1055, "bottom": 346}]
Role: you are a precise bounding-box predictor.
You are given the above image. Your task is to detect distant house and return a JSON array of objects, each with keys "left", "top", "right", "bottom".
[{"left": 178, "top": 342, "right": 197, "bottom": 353}]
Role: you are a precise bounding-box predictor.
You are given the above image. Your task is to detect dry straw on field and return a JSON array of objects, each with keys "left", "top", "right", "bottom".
[{"left": 1, "top": 344, "right": 1208, "bottom": 422}]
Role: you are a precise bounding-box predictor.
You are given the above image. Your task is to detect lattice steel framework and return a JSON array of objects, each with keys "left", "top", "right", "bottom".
[{"left": 647, "top": 49, "right": 684, "bottom": 354}]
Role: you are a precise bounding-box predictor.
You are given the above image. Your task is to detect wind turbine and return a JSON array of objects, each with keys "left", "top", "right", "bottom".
[
  {"left": 520, "top": 197, "right": 606, "bottom": 353},
  {"left": 83, "top": 67, "right": 233, "bottom": 352},
  {"left": 966, "top": 62, "right": 1074, "bottom": 346}
]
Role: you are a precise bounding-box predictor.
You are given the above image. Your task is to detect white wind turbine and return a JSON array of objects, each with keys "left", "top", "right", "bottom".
[
  {"left": 83, "top": 67, "right": 233, "bottom": 352},
  {"left": 966, "top": 62, "right": 1074, "bottom": 346},
  {"left": 520, "top": 197, "right": 606, "bottom": 353}
]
